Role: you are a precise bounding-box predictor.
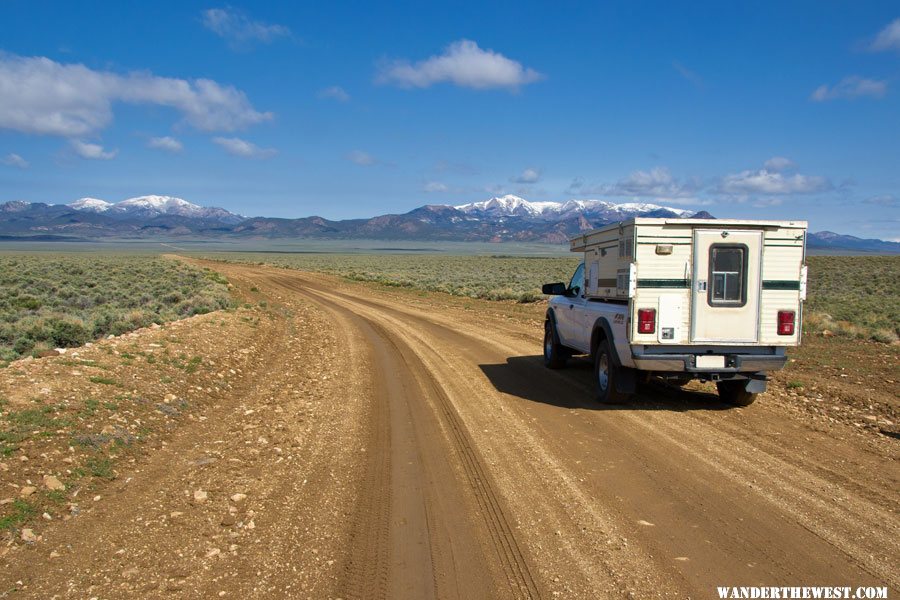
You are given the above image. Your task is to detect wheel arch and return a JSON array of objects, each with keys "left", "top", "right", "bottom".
[
  {"left": 545, "top": 307, "right": 558, "bottom": 325},
  {"left": 590, "top": 317, "right": 622, "bottom": 367}
]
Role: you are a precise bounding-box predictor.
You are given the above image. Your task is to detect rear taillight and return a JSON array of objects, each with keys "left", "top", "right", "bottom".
[
  {"left": 638, "top": 308, "right": 656, "bottom": 334},
  {"left": 777, "top": 310, "right": 795, "bottom": 335}
]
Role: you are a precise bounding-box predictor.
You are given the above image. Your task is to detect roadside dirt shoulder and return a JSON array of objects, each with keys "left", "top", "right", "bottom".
[{"left": 1, "top": 272, "right": 369, "bottom": 598}]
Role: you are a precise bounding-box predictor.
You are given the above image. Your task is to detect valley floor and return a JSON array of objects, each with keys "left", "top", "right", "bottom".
[{"left": 0, "top": 260, "right": 896, "bottom": 598}]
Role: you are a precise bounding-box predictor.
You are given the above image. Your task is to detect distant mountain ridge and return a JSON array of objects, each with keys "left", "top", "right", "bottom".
[
  {"left": 455, "top": 195, "right": 693, "bottom": 221},
  {"left": 0, "top": 194, "right": 896, "bottom": 253},
  {"left": 67, "top": 195, "right": 245, "bottom": 224}
]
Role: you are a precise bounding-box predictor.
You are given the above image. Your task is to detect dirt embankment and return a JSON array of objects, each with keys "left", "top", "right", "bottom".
[{"left": 0, "top": 259, "right": 896, "bottom": 599}]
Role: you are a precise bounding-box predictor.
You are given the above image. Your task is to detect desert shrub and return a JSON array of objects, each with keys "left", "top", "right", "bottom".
[
  {"left": 12, "top": 337, "right": 34, "bottom": 356},
  {"left": 47, "top": 317, "right": 91, "bottom": 347},
  {"left": 197, "top": 252, "right": 581, "bottom": 305},
  {"left": 0, "top": 254, "right": 235, "bottom": 361},
  {"left": 872, "top": 329, "right": 899, "bottom": 344},
  {"left": 805, "top": 256, "right": 899, "bottom": 341}
]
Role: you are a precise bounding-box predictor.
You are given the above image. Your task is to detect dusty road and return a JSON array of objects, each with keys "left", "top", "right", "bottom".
[{"left": 2, "top": 261, "right": 897, "bottom": 599}]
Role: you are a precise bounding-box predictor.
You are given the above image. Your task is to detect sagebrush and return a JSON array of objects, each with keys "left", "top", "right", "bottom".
[{"left": 0, "top": 255, "right": 234, "bottom": 364}]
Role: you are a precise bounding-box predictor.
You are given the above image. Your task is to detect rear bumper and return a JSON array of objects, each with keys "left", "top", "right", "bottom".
[{"left": 631, "top": 349, "right": 788, "bottom": 373}]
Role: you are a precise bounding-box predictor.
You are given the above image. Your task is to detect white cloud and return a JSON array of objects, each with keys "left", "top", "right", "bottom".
[
  {"left": 870, "top": 18, "right": 900, "bottom": 52},
  {"left": 752, "top": 197, "right": 784, "bottom": 208},
  {"left": 423, "top": 181, "right": 449, "bottom": 193},
  {"left": 213, "top": 136, "right": 276, "bottom": 159},
  {"left": 570, "top": 167, "right": 699, "bottom": 198},
  {"left": 0, "top": 153, "right": 28, "bottom": 168},
  {"left": 0, "top": 53, "right": 272, "bottom": 138},
  {"left": 148, "top": 136, "right": 183, "bottom": 153},
  {"left": 763, "top": 156, "right": 796, "bottom": 171},
  {"left": 346, "top": 150, "right": 376, "bottom": 166},
  {"left": 511, "top": 167, "right": 541, "bottom": 184},
  {"left": 317, "top": 86, "right": 350, "bottom": 102},
  {"left": 70, "top": 140, "right": 117, "bottom": 160},
  {"left": 863, "top": 194, "right": 898, "bottom": 207},
  {"left": 376, "top": 39, "right": 543, "bottom": 91},
  {"left": 810, "top": 76, "right": 887, "bottom": 101},
  {"left": 719, "top": 169, "right": 830, "bottom": 195},
  {"left": 201, "top": 8, "right": 290, "bottom": 47}
]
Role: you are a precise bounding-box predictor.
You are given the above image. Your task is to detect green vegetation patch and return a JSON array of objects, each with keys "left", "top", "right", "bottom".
[
  {"left": 200, "top": 252, "right": 582, "bottom": 304},
  {"left": 804, "top": 256, "right": 899, "bottom": 342},
  {"left": 0, "top": 499, "right": 37, "bottom": 532},
  {"left": 0, "top": 255, "right": 235, "bottom": 364},
  {"left": 1, "top": 404, "right": 70, "bottom": 456}
]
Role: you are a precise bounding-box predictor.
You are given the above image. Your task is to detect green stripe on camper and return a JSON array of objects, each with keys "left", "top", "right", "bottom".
[
  {"left": 636, "top": 279, "right": 691, "bottom": 288},
  {"left": 636, "top": 241, "right": 692, "bottom": 245},
  {"left": 762, "top": 280, "right": 801, "bottom": 290}
]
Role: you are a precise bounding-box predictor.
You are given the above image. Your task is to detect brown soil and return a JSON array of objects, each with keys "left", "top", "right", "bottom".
[{"left": 0, "top": 259, "right": 896, "bottom": 599}]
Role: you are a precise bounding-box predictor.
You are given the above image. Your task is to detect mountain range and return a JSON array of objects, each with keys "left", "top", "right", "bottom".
[{"left": 0, "top": 194, "right": 896, "bottom": 253}]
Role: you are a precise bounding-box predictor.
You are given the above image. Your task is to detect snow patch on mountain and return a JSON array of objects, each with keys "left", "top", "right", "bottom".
[
  {"left": 454, "top": 195, "right": 693, "bottom": 220},
  {"left": 66, "top": 195, "right": 244, "bottom": 223},
  {"left": 116, "top": 195, "right": 199, "bottom": 212},
  {"left": 69, "top": 198, "right": 114, "bottom": 212}
]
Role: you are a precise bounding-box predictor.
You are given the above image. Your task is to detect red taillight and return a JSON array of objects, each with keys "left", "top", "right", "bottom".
[
  {"left": 777, "top": 310, "right": 795, "bottom": 335},
  {"left": 638, "top": 308, "right": 656, "bottom": 334}
]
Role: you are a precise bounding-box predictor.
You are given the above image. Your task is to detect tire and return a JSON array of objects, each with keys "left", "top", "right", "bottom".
[
  {"left": 594, "top": 337, "right": 631, "bottom": 403},
  {"left": 716, "top": 380, "right": 757, "bottom": 406},
  {"left": 543, "top": 318, "right": 568, "bottom": 369}
]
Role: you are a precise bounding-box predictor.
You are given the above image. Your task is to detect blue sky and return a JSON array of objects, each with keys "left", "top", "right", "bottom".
[{"left": 0, "top": 1, "right": 898, "bottom": 238}]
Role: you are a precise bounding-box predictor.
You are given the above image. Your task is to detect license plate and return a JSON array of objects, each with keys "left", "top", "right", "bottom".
[{"left": 696, "top": 355, "right": 725, "bottom": 369}]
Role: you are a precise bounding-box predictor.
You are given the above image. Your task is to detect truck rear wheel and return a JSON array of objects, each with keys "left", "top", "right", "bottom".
[
  {"left": 594, "top": 338, "right": 630, "bottom": 403},
  {"left": 543, "top": 318, "right": 568, "bottom": 369},
  {"left": 716, "top": 380, "right": 757, "bottom": 406}
]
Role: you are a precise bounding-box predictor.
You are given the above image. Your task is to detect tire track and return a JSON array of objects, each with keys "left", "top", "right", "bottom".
[
  {"left": 270, "top": 275, "right": 543, "bottom": 600},
  {"left": 278, "top": 271, "right": 897, "bottom": 593}
]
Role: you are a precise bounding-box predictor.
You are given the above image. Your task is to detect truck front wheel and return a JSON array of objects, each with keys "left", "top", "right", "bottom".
[
  {"left": 543, "top": 319, "right": 568, "bottom": 369},
  {"left": 716, "top": 380, "right": 757, "bottom": 407},
  {"left": 594, "top": 338, "right": 631, "bottom": 403}
]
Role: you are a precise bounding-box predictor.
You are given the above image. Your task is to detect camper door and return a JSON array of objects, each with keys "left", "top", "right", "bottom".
[{"left": 691, "top": 229, "right": 762, "bottom": 343}]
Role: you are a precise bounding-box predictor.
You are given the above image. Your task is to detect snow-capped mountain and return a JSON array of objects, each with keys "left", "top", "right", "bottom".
[
  {"left": 69, "top": 197, "right": 114, "bottom": 212},
  {"left": 455, "top": 194, "right": 693, "bottom": 221},
  {"left": 67, "top": 195, "right": 244, "bottom": 224},
  {"left": 455, "top": 195, "right": 561, "bottom": 218},
  {"left": 115, "top": 195, "right": 204, "bottom": 217},
  {"left": 1, "top": 194, "right": 897, "bottom": 252}
]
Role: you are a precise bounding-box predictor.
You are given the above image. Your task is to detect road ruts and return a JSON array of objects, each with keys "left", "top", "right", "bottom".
[{"left": 267, "top": 274, "right": 543, "bottom": 600}]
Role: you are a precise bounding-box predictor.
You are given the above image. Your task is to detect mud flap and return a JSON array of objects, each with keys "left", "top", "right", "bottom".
[
  {"left": 615, "top": 366, "right": 637, "bottom": 394},
  {"left": 744, "top": 375, "right": 767, "bottom": 395}
]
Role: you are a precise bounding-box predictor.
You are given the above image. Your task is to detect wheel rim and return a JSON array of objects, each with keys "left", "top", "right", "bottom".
[
  {"left": 597, "top": 352, "right": 609, "bottom": 392},
  {"left": 544, "top": 325, "right": 553, "bottom": 358}
]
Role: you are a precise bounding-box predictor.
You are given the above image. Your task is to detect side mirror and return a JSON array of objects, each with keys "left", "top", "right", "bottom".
[{"left": 542, "top": 282, "right": 567, "bottom": 295}]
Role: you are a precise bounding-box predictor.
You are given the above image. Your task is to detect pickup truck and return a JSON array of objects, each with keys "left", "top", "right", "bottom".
[{"left": 542, "top": 218, "right": 807, "bottom": 406}]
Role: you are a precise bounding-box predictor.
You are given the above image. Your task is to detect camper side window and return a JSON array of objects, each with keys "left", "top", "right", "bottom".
[{"left": 708, "top": 245, "right": 747, "bottom": 306}]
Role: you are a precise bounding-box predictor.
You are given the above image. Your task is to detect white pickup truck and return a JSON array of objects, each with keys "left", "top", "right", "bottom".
[{"left": 542, "top": 218, "right": 808, "bottom": 406}]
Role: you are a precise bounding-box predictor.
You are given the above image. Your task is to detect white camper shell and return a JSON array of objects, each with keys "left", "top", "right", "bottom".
[{"left": 543, "top": 218, "right": 808, "bottom": 406}]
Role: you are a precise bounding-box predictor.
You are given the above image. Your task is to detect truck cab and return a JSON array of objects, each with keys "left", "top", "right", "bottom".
[{"left": 542, "top": 218, "right": 808, "bottom": 406}]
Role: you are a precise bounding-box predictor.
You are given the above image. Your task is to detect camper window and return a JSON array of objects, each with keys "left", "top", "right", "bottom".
[{"left": 708, "top": 245, "right": 747, "bottom": 307}]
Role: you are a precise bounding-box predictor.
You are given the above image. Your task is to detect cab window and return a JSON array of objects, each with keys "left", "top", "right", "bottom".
[{"left": 568, "top": 263, "right": 585, "bottom": 296}]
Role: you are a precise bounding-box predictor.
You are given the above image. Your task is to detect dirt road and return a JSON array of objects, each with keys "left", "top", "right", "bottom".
[{"left": 2, "top": 261, "right": 897, "bottom": 598}]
